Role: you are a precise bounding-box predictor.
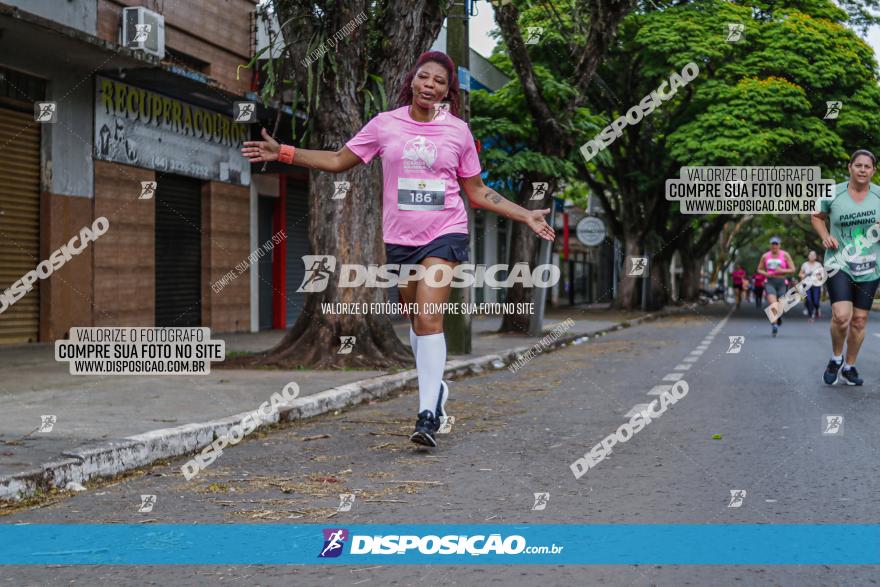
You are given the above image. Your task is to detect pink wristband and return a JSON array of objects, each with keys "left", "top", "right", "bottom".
[{"left": 278, "top": 144, "right": 296, "bottom": 164}]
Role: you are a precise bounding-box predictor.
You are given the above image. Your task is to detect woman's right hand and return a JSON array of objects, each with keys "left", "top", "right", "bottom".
[
  {"left": 822, "top": 235, "right": 839, "bottom": 249},
  {"left": 241, "top": 128, "right": 280, "bottom": 163}
]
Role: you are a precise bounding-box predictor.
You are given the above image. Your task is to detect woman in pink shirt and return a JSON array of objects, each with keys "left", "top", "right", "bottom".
[
  {"left": 757, "top": 236, "right": 796, "bottom": 337},
  {"left": 731, "top": 263, "right": 746, "bottom": 309},
  {"left": 242, "top": 51, "right": 554, "bottom": 447}
]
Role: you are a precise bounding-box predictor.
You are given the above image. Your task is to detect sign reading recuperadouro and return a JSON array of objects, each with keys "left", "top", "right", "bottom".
[{"left": 94, "top": 76, "right": 250, "bottom": 185}]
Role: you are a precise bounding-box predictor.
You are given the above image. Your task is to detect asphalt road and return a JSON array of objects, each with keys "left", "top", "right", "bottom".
[{"left": 3, "top": 302, "right": 880, "bottom": 585}]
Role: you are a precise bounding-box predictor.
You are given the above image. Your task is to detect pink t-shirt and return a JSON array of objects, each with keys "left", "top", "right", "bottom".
[
  {"left": 345, "top": 106, "right": 482, "bottom": 246},
  {"left": 764, "top": 250, "right": 789, "bottom": 275}
]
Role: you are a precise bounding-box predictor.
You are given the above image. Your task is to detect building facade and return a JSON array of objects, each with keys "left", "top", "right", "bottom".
[
  {"left": 0, "top": 0, "right": 313, "bottom": 344},
  {"left": 0, "top": 1, "right": 611, "bottom": 347}
]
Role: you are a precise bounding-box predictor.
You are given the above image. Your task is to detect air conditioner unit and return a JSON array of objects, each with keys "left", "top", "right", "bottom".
[{"left": 121, "top": 6, "right": 166, "bottom": 59}]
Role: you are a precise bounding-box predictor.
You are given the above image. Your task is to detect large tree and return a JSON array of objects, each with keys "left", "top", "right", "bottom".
[
  {"left": 246, "top": 1, "right": 452, "bottom": 369},
  {"left": 575, "top": 0, "right": 880, "bottom": 307},
  {"left": 488, "top": 0, "right": 635, "bottom": 329}
]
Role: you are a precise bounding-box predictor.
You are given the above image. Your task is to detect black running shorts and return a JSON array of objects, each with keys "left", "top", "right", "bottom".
[
  {"left": 826, "top": 270, "right": 880, "bottom": 311},
  {"left": 385, "top": 233, "right": 470, "bottom": 266}
]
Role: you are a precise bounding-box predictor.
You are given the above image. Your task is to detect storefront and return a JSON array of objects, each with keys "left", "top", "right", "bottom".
[
  {"left": 0, "top": 0, "right": 269, "bottom": 343},
  {"left": 154, "top": 175, "right": 202, "bottom": 327},
  {"left": 92, "top": 74, "right": 252, "bottom": 332},
  {"left": 0, "top": 66, "right": 43, "bottom": 343}
]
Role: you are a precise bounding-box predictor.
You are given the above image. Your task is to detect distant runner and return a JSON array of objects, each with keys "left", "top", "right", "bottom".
[
  {"left": 752, "top": 271, "right": 766, "bottom": 310},
  {"left": 732, "top": 263, "right": 746, "bottom": 309},
  {"left": 799, "top": 250, "right": 823, "bottom": 323},
  {"left": 757, "top": 237, "right": 795, "bottom": 337}
]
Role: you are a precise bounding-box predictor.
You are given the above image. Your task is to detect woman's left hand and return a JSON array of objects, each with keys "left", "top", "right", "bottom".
[{"left": 525, "top": 208, "right": 556, "bottom": 242}]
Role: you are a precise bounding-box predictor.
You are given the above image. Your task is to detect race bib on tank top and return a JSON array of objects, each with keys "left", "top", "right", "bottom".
[{"left": 397, "top": 178, "right": 446, "bottom": 211}]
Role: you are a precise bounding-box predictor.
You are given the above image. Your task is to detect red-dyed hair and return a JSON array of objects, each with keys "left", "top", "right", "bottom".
[{"left": 396, "top": 51, "right": 461, "bottom": 117}]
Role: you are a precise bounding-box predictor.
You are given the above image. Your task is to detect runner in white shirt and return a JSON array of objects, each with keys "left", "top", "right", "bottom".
[{"left": 799, "top": 251, "right": 823, "bottom": 322}]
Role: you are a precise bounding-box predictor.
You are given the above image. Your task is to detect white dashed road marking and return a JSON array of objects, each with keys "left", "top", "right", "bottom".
[
  {"left": 622, "top": 307, "right": 735, "bottom": 418},
  {"left": 625, "top": 403, "right": 656, "bottom": 419}
]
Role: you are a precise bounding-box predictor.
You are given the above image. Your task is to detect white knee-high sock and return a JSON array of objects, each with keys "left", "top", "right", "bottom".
[
  {"left": 409, "top": 327, "right": 418, "bottom": 357},
  {"left": 416, "top": 333, "right": 446, "bottom": 415}
]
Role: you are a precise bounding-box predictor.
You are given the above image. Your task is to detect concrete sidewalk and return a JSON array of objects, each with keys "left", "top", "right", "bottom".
[{"left": 0, "top": 306, "right": 678, "bottom": 501}]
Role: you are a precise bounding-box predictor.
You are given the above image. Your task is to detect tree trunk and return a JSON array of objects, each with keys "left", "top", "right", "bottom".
[
  {"left": 498, "top": 178, "right": 552, "bottom": 334},
  {"left": 616, "top": 234, "right": 643, "bottom": 310},
  {"left": 246, "top": 0, "right": 447, "bottom": 369},
  {"left": 260, "top": 160, "right": 411, "bottom": 369},
  {"left": 680, "top": 254, "right": 703, "bottom": 301},
  {"left": 647, "top": 251, "right": 669, "bottom": 310}
]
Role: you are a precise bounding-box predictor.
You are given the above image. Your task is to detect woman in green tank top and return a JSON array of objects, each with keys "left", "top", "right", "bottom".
[{"left": 811, "top": 149, "right": 880, "bottom": 386}]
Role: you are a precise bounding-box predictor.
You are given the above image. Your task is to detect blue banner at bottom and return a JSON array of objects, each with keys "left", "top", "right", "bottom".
[{"left": 0, "top": 524, "right": 878, "bottom": 565}]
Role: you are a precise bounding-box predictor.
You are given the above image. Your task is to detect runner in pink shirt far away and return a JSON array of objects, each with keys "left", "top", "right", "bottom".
[{"left": 241, "top": 51, "right": 554, "bottom": 448}]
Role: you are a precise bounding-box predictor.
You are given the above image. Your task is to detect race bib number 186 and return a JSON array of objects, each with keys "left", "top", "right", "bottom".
[{"left": 398, "top": 178, "right": 445, "bottom": 211}]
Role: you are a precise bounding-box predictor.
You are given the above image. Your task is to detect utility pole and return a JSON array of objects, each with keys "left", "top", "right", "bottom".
[
  {"left": 446, "top": 0, "right": 471, "bottom": 354},
  {"left": 528, "top": 202, "right": 557, "bottom": 336}
]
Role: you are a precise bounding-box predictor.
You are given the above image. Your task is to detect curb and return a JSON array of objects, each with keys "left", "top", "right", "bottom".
[{"left": 0, "top": 307, "right": 688, "bottom": 502}]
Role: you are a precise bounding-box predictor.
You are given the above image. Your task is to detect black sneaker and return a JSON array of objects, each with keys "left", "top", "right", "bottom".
[
  {"left": 410, "top": 410, "right": 438, "bottom": 447},
  {"left": 434, "top": 380, "right": 449, "bottom": 432},
  {"left": 840, "top": 365, "right": 864, "bottom": 386},
  {"left": 823, "top": 359, "right": 843, "bottom": 385}
]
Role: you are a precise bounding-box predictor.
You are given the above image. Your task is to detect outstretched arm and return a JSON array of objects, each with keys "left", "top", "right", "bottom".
[
  {"left": 459, "top": 174, "right": 555, "bottom": 242},
  {"left": 241, "top": 128, "right": 362, "bottom": 173}
]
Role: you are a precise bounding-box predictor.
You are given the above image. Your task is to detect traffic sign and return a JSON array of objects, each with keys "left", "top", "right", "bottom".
[{"left": 576, "top": 216, "right": 606, "bottom": 246}]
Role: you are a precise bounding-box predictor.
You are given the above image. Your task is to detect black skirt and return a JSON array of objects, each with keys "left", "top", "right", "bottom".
[{"left": 385, "top": 233, "right": 470, "bottom": 266}]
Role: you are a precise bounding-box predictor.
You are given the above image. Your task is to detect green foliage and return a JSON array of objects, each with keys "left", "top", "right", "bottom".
[
  {"left": 361, "top": 74, "right": 389, "bottom": 121},
  {"left": 734, "top": 213, "right": 824, "bottom": 268},
  {"left": 477, "top": 0, "right": 880, "bottom": 274},
  {"left": 470, "top": 79, "right": 577, "bottom": 200},
  {"left": 656, "top": 2, "right": 880, "bottom": 177},
  {"left": 258, "top": 2, "right": 386, "bottom": 144}
]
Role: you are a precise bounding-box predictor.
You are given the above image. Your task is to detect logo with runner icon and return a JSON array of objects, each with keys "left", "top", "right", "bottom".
[
  {"left": 337, "top": 494, "right": 355, "bottom": 512},
  {"left": 727, "top": 489, "right": 746, "bottom": 508},
  {"left": 822, "top": 415, "right": 844, "bottom": 435},
  {"left": 727, "top": 336, "right": 745, "bottom": 354},
  {"left": 402, "top": 136, "right": 438, "bottom": 170},
  {"left": 318, "top": 528, "right": 349, "bottom": 558},
  {"left": 438, "top": 416, "right": 455, "bottom": 434},
  {"left": 138, "top": 494, "right": 156, "bottom": 513},
  {"left": 824, "top": 101, "right": 842, "bottom": 120},
  {"left": 338, "top": 336, "right": 356, "bottom": 354},
  {"left": 531, "top": 492, "right": 550, "bottom": 511},
  {"left": 332, "top": 181, "right": 350, "bottom": 200},
  {"left": 297, "top": 255, "right": 337, "bottom": 293},
  {"left": 726, "top": 23, "right": 744, "bottom": 43},
  {"left": 38, "top": 415, "right": 57, "bottom": 433},
  {"left": 628, "top": 257, "right": 647, "bottom": 276}
]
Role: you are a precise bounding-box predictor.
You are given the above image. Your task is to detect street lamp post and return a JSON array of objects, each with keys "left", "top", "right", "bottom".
[{"left": 445, "top": 0, "right": 472, "bottom": 354}]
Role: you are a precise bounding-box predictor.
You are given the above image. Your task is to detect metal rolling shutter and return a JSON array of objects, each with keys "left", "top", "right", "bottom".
[
  {"left": 285, "top": 182, "right": 310, "bottom": 327},
  {"left": 155, "top": 175, "right": 202, "bottom": 327},
  {"left": 0, "top": 107, "right": 41, "bottom": 344}
]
